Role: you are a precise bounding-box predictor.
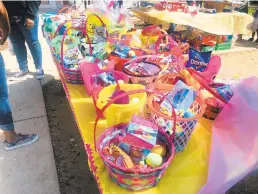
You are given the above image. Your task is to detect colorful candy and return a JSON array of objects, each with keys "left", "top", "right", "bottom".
[{"left": 109, "top": 144, "right": 135, "bottom": 168}]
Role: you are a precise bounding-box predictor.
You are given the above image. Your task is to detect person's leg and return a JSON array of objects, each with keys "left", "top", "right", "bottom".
[
  {"left": 19, "top": 15, "right": 44, "bottom": 79},
  {"left": 0, "top": 53, "right": 39, "bottom": 150},
  {"left": 255, "top": 29, "right": 258, "bottom": 43},
  {"left": 0, "top": 54, "right": 17, "bottom": 142},
  {"left": 248, "top": 32, "right": 255, "bottom": 41},
  {"left": 167, "top": 23, "right": 177, "bottom": 34},
  {"left": 8, "top": 23, "right": 29, "bottom": 77}
]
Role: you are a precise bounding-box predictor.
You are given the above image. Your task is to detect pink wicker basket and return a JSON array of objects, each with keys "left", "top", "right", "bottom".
[
  {"left": 94, "top": 89, "right": 176, "bottom": 191},
  {"left": 97, "top": 123, "right": 174, "bottom": 191}
]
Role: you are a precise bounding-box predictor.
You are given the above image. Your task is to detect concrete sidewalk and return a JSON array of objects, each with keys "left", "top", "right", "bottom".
[{"left": 0, "top": 18, "right": 60, "bottom": 194}]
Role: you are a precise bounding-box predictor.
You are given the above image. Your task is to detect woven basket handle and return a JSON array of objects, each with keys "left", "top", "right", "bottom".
[
  {"left": 58, "top": 6, "right": 70, "bottom": 14},
  {"left": 53, "top": 20, "right": 71, "bottom": 38},
  {"left": 155, "top": 34, "right": 178, "bottom": 54},
  {"left": 85, "top": 14, "right": 109, "bottom": 39},
  {"left": 58, "top": 3, "right": 82, "bottom": 15},
  {"left": 187, "top": 68, "right": 228, "bottom": 104},
  {"left": 93, "top": 88, "right": 177, "bottom": 150},
  {"left": 60, "top": 26, "right": 92, "bottom": 66}
]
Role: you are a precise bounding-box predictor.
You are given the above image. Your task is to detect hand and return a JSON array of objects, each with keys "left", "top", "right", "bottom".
[
  {"left": 25, "top": 18, "right": 34, "bottom": 29},
  {"left": 0, "top": 28, "right": 7, "bottom": 45}
]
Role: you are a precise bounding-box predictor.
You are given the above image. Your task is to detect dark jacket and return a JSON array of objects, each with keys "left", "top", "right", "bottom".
[{"left": 3, "top": 1, "right": 41, "bottom": 21}]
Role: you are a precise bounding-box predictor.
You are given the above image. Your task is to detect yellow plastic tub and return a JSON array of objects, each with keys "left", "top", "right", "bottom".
[{"left": 96, "top": 84, "right": 147, "bottom": 126}]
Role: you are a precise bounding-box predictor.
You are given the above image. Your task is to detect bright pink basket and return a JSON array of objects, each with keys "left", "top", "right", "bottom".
[
  {"left": 97, "top": 123, "right": 175, "bottom": 191},
  {"left": 80, "top": 60, "right": 129, "bottom": 96},
  {"left": 94, "top": 89, "right": 176, "bottom": 191}
]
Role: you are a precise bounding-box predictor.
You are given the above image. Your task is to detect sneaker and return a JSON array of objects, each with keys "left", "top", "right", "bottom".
[
  {"left": 36, "top": 69, "right": 44, "bottom": 80},
  {"left": 4, "top": 133, "right": 39, "bottom": 151},
  {"left": 248, "top": 38, "right": 254, "bottom": 41},
  {"left": 14, "top": 70, "right": 29, "bottom": 78}
]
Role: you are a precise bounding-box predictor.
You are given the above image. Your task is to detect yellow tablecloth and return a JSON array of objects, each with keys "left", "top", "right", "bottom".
[
  {"left": 51, "top": 50, "right": 214, "bottom": 194},
  {"left": 132, "top": 8, "right": 253, "bottom": 35}
]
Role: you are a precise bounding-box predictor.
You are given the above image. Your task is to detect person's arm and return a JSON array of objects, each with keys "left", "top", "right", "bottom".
[
  {"left": 24, "top": 1, "right": 41, "bottom": 21},
  {"left": 0, "top": 0, "right": 10, "bottom": 45}
]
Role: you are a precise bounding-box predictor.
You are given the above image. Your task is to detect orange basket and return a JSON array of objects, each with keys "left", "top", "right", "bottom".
[{"left": 148, "top": 92, "right": 205, "bottom": 152}]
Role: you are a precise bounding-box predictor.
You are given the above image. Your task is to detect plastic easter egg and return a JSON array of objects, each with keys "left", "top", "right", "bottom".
[
  {"left": 151, "top": 145, "right": 166, "bottom": 157},
  {"left": 117, "top": 80, "right": 125, "bottom": 84},
  {"left": 128, "top": 50, "right": 136, "bottom": 58},
  {"left": 183, "top": 111, "right": 195, "bottom": 118},
  {"left": 146, "top": 153, "right": 163, "bottom": 168},
  {"left": 131, "top": 97, "right": 139, "bottom": 104}
]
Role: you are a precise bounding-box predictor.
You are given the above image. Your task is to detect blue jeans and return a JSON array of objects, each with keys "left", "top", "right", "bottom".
[
  {"left": 9, "top": 15, "right": 42, "bottom": 72},
  {"left": 0, "top": 53, "right": 14, "bottom": 131}
]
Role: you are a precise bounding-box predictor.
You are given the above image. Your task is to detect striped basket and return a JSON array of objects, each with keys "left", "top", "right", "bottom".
[
  {"left": 97, "top": 123, "right": 175, "bottom": 191},
  {"left": 94, "top": 89, "right": 176, "bottom": 191}
]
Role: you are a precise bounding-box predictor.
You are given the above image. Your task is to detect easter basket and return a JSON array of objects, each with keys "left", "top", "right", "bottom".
[
  {"left": 147, "top": 89, "right": 206, "bottom": 152},
  {"left": 94, "top": 89, "right": 176, "bottom": 191},
  {"left": 96, "top": 122, "right": 175, "bottom": 191},
  {"left": 122, "top": 55, "right": 172, "bottom": 87},
  {"left": 80, "top": 60, "right": 129, "bottom": 96},
  {"left": 187, "top": 68, "right": 228, "bottom": 120},
  {"left": 94, "top": 84, "right": 148, "bottom": 126},
  {"left": 59, "top": 25, "right": 88, "bottom": 84}
]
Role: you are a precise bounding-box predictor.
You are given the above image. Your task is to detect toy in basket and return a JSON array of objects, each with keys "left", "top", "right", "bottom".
[
  {"left": 79, "top": 14, "right": 109, "bottom": 59},
  {"left": 140, "top": 25, "right": 167, "bottom": 51},
  {"left": 153, "top": 73, "right": 186, "bottom": 91},
  {"left": 155, "top": 34, "right": 188, "bottom": 73},
  {"left": 122, "top": 55, "right": 173, "bottom": 87},
  {"left": 85, "top": 12, "right": 110, "bottom": 37},
  {"left": 95, "top": 84, "right": 148, "bottom": 126},
  {"left": 109, "top": 44, "right": 146, "bottom": 71},
  {"left": 147, "top": 80, "right": 206, "bottom": 152},
  {"left": 80, "top": 59, "right": 129, "bottom": 96},
  {"left": 186, "top": 68, "right": 232, "bottom": 120},
  {"left": 155, "top": 34, "right": 189, "bottom": 57}
]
